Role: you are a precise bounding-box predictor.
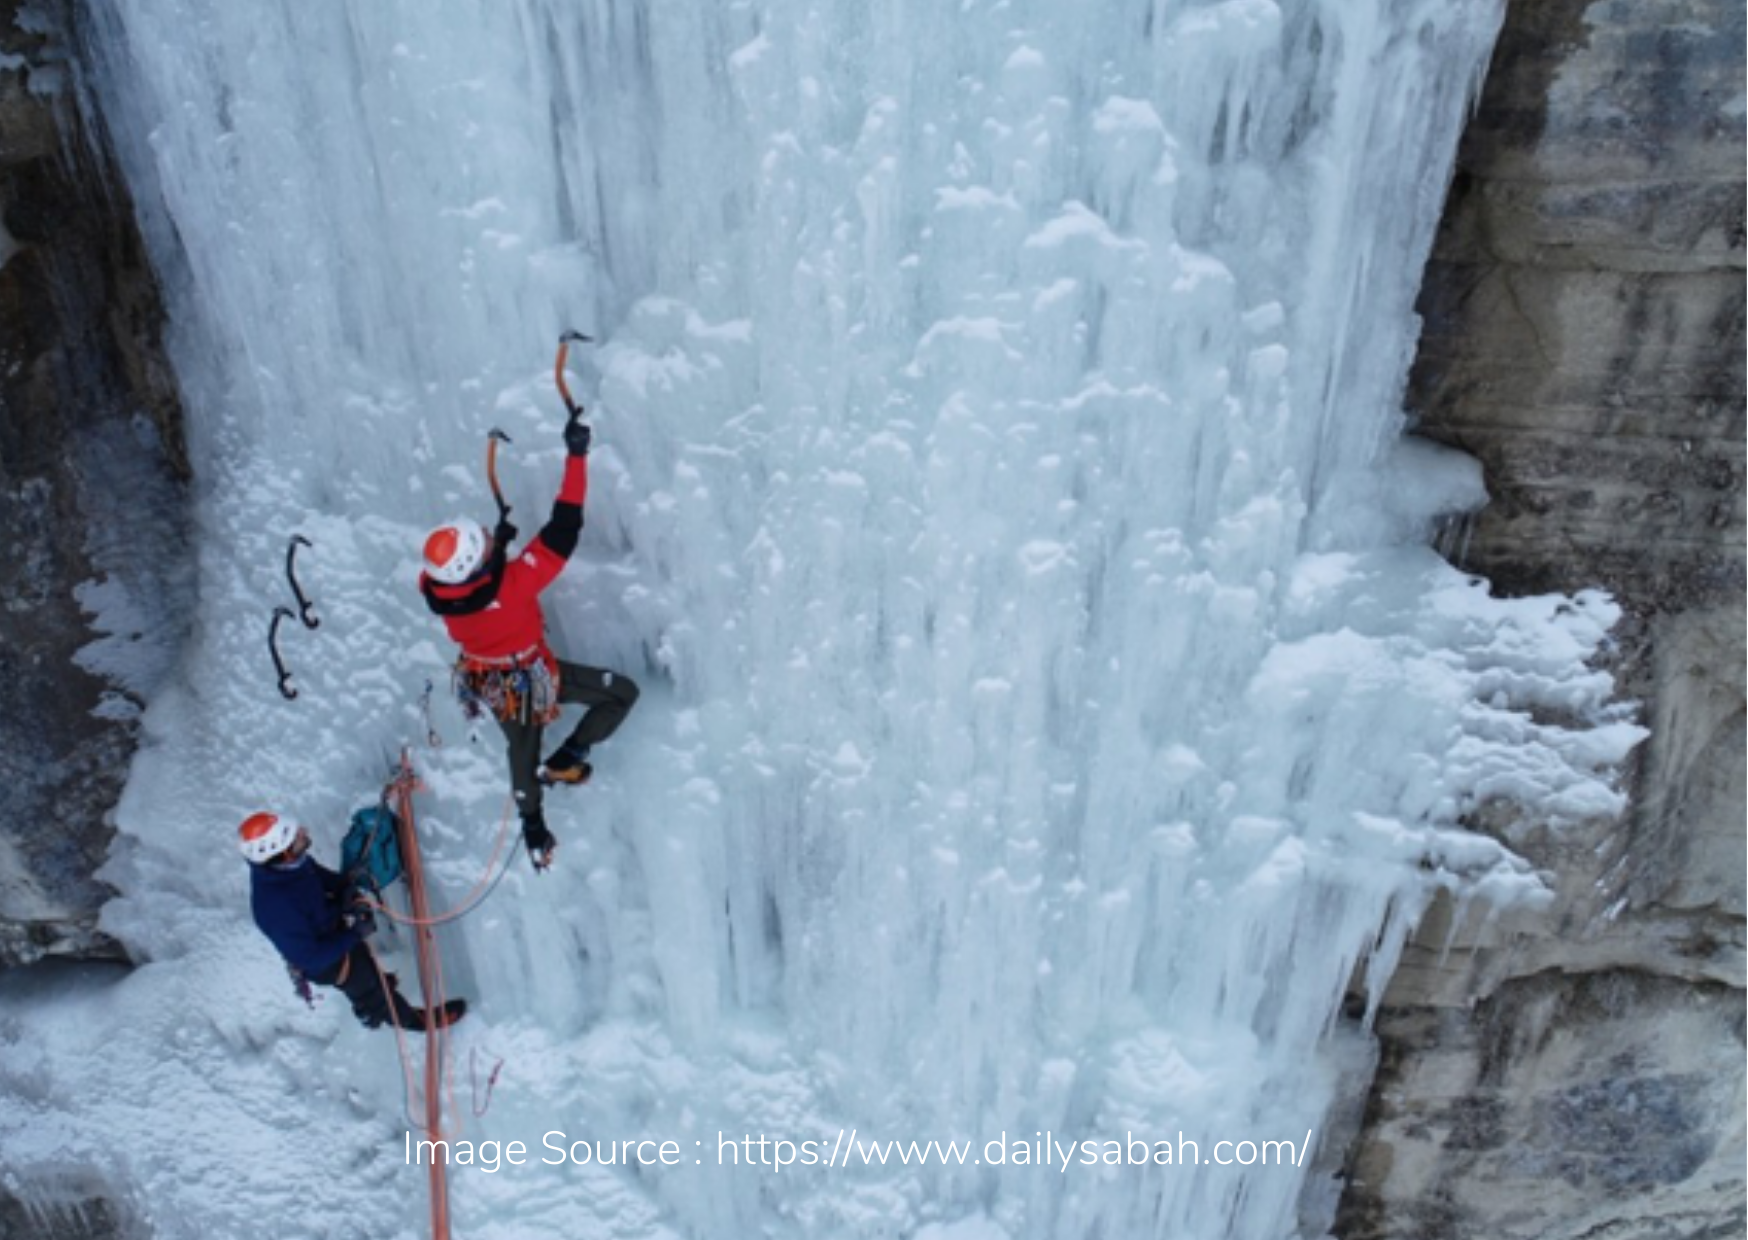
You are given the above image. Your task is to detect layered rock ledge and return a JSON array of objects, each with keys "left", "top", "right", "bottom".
[{"left": 1335, "top": 2, "right": 1745, "bottom": 1236}]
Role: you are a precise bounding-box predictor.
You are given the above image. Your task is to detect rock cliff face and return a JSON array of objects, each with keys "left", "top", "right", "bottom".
[
  {"left": 0, "top": 0, "right": 190, "bottom": 971},
  {"left": 1335, "top": 1, "right": 1746, "bottom": 1236},
  {"left": 0, "top": 7, "right": 187, "bottom": 1231}
]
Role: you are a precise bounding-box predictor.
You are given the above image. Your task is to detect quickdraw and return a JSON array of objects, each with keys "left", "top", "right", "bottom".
[{"left": 453, "top": 651, "right": 560, "bottom": 727}]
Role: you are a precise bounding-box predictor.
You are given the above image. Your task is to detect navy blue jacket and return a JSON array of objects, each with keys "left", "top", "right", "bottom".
[{"left": 249, "top": 855, "right": 360, "bottom": 979}]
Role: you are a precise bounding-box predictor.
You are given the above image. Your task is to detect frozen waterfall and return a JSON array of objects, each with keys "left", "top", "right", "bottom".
[{"left": 0, "top": 1, "right": 1642, "bottom": 1237}]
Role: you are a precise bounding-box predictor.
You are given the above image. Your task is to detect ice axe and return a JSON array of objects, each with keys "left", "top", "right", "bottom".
[
  {"left": 485, "top": 428, "right": 513, "bottom": 523},
  {"left": 268, "top": 606, "right": 299, "bottom": 700},
  {"left": 285, "top": 534, "right": 319, "bottom": 630},
  {"left": 553, "top": 330, "right": 594, "bottom": 420}
]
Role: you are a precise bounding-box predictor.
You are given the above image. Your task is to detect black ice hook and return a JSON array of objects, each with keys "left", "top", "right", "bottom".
[
  {"left": 286, "top": 534, "right": 319, "bottom": 629},
  {"left": 269, "top": 606, "right": 298, "bottom": 700}
]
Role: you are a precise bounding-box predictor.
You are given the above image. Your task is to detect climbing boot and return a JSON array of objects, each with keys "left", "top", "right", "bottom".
[
  {"left": 538, "top": 743, "right": 592, "bottom": 787},
  {"left": 412, "top": 998, "right": 468, "bottom": 1031}
]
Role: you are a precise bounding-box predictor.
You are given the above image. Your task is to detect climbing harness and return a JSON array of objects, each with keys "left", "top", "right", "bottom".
[
  {"left": 268, "top": 606, "right": 299, "bottom": 700},
  {"left": 285, "top": 534, "right": 319, "bottom": 629},
  {"left": 452, "top": 646, "right": 561, "bottom": 726}
]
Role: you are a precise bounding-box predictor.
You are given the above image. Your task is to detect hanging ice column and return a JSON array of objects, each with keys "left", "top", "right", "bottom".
[
  {"left": 64, "top": 0, "right": 1644, "bottom": 1236},
  {"left": 585, "top": 1, "right": 1643, "bottom": 1234}
]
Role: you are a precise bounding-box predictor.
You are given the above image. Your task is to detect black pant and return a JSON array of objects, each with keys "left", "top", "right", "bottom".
[
  {"left": 313, "top": 942, "right": 420, "bottom": 1028},
  {"left": 498, "top": 661, "right": 639, "bottom": 819}
]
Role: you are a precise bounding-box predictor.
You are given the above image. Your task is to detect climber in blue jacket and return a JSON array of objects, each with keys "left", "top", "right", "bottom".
[{"left": 239, "top": 811, "right": 466, "bottom": 1030}]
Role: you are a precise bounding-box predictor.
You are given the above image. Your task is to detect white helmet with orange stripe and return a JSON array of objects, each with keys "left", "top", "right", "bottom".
[
  {"left": 237, "top": 812, "right": 298, "bottom": 864},
  {"left": 422, "top": 517, "right": 492, "bottom": 584}
]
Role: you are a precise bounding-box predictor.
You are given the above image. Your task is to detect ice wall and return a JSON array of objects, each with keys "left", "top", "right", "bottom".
[{"left": 21, "top": 0, "right": 1643, "bottom": 1236}]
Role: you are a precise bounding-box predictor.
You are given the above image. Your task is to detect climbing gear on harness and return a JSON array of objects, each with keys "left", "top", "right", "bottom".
[
  {"left": 452, "top": 647, "right": 560, "bottom": 726},
  {"left": 539, "top": 742, "right": 592, "bottom": 787},
  {"left": 268, "top": 606, "right": 299, "bottom": 700},
  {"left": 285, "top": 534, "right": 319, "bottom": 629},
  {"left": 424, "top": 518, "right": 491, "bottom": 585},
  {"left": 238, "top": 811, "right": 297, "bottom": 863}
]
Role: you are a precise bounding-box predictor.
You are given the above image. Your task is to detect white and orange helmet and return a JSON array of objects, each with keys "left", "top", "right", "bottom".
[
  {"left": 423, "top": 517, "right": 491, "bottom": 584},
  {"left": 237, "top": 811, "right": 297, "bottom": 864}
]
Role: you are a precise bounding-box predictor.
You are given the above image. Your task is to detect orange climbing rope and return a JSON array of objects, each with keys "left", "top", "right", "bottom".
[
  {"left": 359, "top": 752, "right": 522, "bottom": 1239},
  {"left": 360, "top": 792, "right": 518, "bottom": 929},
  {"left": 385, "top": 752, "right": 455, "bottom": 1240}
]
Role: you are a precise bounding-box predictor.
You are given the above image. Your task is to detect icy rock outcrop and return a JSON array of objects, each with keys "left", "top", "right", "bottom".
[
  {"left": 0, "top": 0, "right": 189, "bottom": 972},
  {"left": 1338, "top": 1, "right": 1746, "bottom": 1236}
]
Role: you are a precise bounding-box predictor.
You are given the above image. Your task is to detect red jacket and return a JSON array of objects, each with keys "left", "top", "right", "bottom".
[{"left": 420, "top": 454, "right": 589, "bottom": 662}]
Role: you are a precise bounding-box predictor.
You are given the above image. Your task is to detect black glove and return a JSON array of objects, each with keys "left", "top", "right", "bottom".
[
  {"left": 352, "top": 905, "right": 378, "bottom": 939},
  {"left": 494, "top": 516, "right": 518, "bottom": 548},
  {"left": 564, "top": 417, "right": 592, "bottom": 457},
  {"left": 522, "top": 814, "right": 558, "bottom": 870}
]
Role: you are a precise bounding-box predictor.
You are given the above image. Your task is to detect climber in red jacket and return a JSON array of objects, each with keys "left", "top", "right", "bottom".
[{"left": 419, "top": 415, "right": 639, "bottom": 870}]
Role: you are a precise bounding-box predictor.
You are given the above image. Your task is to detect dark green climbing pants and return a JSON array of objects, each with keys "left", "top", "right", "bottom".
[{"left": 497, "top": 661, "right": 640, "bottom": 821}]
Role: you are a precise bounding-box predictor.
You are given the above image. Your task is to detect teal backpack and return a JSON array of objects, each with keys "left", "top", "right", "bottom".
[{"left": 340, "top": 803, "right": 404, "bottom": 894}]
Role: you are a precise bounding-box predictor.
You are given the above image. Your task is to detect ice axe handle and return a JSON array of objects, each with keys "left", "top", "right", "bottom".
[
  {"left": 554, "top": 332, "right": 594, "bottom": 418},
  {"left": 486, "top": 429, "right": 512, "bottom": 521},
  {"left": 269, "top": 607, "right": 298, "bottom": 700}
]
